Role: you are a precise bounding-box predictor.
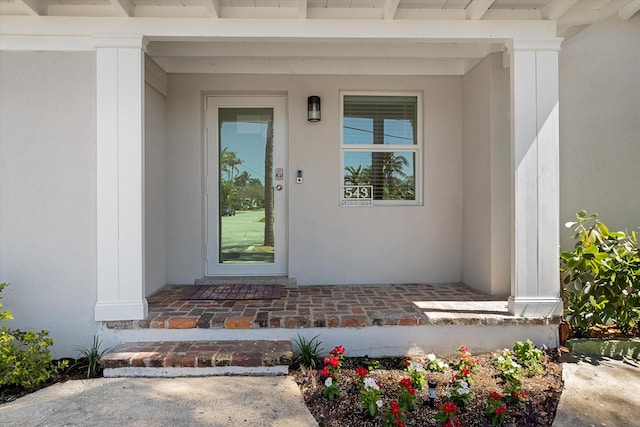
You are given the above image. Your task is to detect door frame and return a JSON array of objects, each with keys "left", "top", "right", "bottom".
[{"left": 204, "top": 95, "right": 288, "bottom": 276}]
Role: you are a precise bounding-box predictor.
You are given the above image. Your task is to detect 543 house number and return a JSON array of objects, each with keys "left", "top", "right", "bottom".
[{"left": 340, "top": 185, "right": 373, "bottom": 206}]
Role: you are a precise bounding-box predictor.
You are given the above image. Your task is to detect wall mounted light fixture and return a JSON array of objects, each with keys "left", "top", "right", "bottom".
[{"left": 308, "top": 96, "right": 321, "bottom": 122}]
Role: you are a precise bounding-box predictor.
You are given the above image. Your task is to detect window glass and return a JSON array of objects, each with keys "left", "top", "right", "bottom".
[{"left": 341, "top": 94, "right": 420, "bottom": 204}]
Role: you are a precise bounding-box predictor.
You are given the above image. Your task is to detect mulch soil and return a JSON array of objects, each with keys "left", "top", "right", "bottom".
[
  {"left": 292, "top": 348, "right": 564, "bottom": 427},
  {"left": 0, "top": 358, "right": 93, "bottom": 404}
]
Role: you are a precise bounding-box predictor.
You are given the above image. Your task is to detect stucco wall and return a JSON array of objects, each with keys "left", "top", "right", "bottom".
[
  {"left": 461, "top": 53, "right": 510, "bottom": 296},
  {"left": 559, "top": 13, "right": 640, "bottom": 248},
  {"left": 166, "top": 74, "right": 463, "bottom": 284},
  {"left": 0, "top": 51, "right": 99, "bottom": 357},
  {"left": 144, "top": 61, "right": 167, "bottom": 296}
]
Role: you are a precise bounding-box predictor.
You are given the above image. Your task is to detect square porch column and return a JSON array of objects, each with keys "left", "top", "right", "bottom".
[
  {"left": 507, "top": 39, "right": 563, "bottom": 318},
  {"left": 94, "top": 36, "right": 147, "bottom": 321}
]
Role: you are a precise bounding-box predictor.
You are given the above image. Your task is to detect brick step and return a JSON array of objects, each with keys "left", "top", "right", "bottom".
[
  {"left": 100, "top": 340, "right": 293, "bottom": 377},
  {"left": 194, "top": 276, "right": 297, "bottom": 285}
]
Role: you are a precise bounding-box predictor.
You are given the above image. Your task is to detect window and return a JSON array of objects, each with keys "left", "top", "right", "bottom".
[{"left": 341, "top": 93, "right": 421, "bottom": 206}]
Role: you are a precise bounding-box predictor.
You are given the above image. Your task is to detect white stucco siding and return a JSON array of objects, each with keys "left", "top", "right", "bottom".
[
  {"left": 165, "top": 74, "right": 463, "bottom": 285},
  {"left": 559, "top": 13, "right": 640, "bottom": 248},
  {"left": 461, "top": 53, "right": 510, "bottom": 296},
  {"left": 145, "top": 77, "right": 167, "bottom": 296},
  {"left": 0, "top": 51, "right": 99, "bottom": 357}
]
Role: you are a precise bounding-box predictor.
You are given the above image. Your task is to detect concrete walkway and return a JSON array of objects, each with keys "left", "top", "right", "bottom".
[
  {"left": 0, "top": 376, "right": 318, "bottom": 427},
  {"left": 552, "top": 355, "right": 640, "bottom": 427}
]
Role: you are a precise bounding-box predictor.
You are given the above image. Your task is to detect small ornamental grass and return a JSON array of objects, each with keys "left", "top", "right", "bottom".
[
  {"left": 72, "top": 336, "right": 110, "bottom": 378},
  {"left": 292, "top": 333, "right": 323, "bottom": 370}
]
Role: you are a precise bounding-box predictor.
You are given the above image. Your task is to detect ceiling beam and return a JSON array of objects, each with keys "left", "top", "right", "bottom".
[
  {"left": 0, "top": 16, "right": 558, "bottom": 41},
  {"left": 465, "top": 0, "right": 495, "bottom": 20},
  {"left": 15, "top": 0, "right": 46, "bottom": 16},
  {"left": 541, "top": 0, "right": 578, "bottom": 20},
  {"left": 205, "top": 0, "right": 221, "bottom": 18},
  {"left": 297, "top": 0, "right": 307, "bottom": 19},
  {"left": 619, "top": 0, "right": 640, "bottom": 20},
  {"left": 383, "top": 0, "right": 400, "bottom": 20},
  {"left": 109, "top": 0, "right": 134, "bottom": 17}
]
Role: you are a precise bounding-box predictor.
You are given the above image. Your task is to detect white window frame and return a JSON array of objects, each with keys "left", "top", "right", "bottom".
[{"left": 340, "top": 91, "right": 423, "bottom": 206}]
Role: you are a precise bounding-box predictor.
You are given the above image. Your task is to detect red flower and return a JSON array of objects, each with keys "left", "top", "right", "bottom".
[
  {"left": 407, "top": 387, "right": 415, "bottom": 395},
  {"left": 330, "top": 356, "right": 340, "bottom": 368},
  {"left": 400, "top": 378, "right": 412, "bottom": 388},
  {"left": 356, "top": 366, "right": 368, "bottom": 377},
  {"left": 459, "top": 345, "right": 468, "bottom": 352},
  {"left": 331, "top": 345, "right": 345, "bottom": 355},
  {"left": 490, "top": 391, "right": 502, "bottom": 400},
  {"left": 444, "top": 401, "right": 458, "bottom": 414},
  {"left": 495, "top": 404, "right": 507, "bottom": 415},
  {"left": 461, "top": 368, "right": 471, "bottom": 377},
  {"left": 323, "top": 357, "right": 329, "bottom": 364},
  {"left": 320, "top": 366, "right": 329, "bottom": 378},
  {"left": 521, "top": 390, "right": 527, "bottom": 399}
]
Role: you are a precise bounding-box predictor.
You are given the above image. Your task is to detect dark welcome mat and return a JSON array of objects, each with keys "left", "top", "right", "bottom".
[{"left": 181, "top": 284, "right": 282, "bottom": 301}]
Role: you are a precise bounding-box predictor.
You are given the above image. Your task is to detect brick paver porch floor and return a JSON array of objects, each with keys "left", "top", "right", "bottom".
[{"left": 104, "top": 283, "right": 556, "bottom": 331}]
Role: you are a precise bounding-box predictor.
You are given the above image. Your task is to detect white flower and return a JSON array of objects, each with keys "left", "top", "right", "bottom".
[
  {"left": 324, "top": 377, "right": 333, "bottom": 387},
  {"left": 446, "top": 391, "right": 452, "bottom": 398},
  {"left": 438, "top": 361, "right": 448, "bottom": 370},
  {"left": 458, "top": 387, "right": 470, "bottom": 395},
  {"left": 497, "top": 356, "right": 505, "bottom": 362},
  {"left": 409, "top": 361, "right": 424, "bottom": 372},
  {"left": 364, "top": 377, "right": 380, "bottom": 390},
  {"left": 427, "top": 353, "right": 436, "bottom": 361},
  {"left": 376, "top": 400, "right": 383, "bottom": 408},
  {"left": 458, "top": 379, "right": 469, "bottom": 389}
]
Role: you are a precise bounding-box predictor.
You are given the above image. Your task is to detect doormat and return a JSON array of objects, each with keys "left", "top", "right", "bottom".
[{"left": 181, "top": 284, "right": 282, "bottom": 301}]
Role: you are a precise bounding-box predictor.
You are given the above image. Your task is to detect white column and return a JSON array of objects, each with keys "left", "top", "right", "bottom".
[
  {"left": 94, "top": 35, "right": 148, "bottom": 321},
  {"left": 507, "top": 39, "right": 563, "bottom": 318}
]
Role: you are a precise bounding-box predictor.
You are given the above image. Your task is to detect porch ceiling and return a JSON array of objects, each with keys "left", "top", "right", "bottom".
[{"left": 1, "top": 0, "right": 638, "bottom": 75}]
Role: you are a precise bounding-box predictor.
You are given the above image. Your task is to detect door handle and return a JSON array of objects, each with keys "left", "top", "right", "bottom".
[{"left": 275, "top": 185, "right": 283, "bottom": 191}]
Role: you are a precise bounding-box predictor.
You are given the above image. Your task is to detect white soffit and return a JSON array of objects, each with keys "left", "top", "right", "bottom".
[{"left": 1, "top": 0, "right": 638, "bottom": 75}]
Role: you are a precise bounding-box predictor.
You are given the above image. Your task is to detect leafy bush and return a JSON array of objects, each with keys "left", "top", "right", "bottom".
[
  {"left": 0, "top": 282, "right": 59, "bottom": 388},
  {"left": 560, "top": 211, "right": 640, "bottom": 335},
  {"left": 512, "top": 339, "right": 545, "bottom": 377}
]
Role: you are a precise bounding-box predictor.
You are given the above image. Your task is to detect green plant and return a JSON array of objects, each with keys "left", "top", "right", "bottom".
[
  {"left": 0, "top": 282, "right": 59, "bottom": 388},
  {"left": 400, "top": 355, "right": 426, "bottom": 389},
  {"left": 398, "top": 377, "right": 417, "bottom": 411},
  {"left": 484, "top": 391, "right": 507, "bottom": 426},
  {"left": 73, "top": 336, "right": 110, "bottom": 378},
  {"left": 512, "top": 339, "right": 545, "bottom": 377},
  {"left": 320, "top": 345, "right": 345, "bottom": 401},
  {"left": 435, "top": 401, "right": 461, "bottom": 427},
  {"left": 359, "top": 376, "right": 383, "bottom": 416},
  {"left": 382, "top": 401, "right": 407, "bottom": 427},
  {"left": 292, "top": 333, "right": 323, "bottom": 370},
  {"left": 560, "top": 211, "right": 640, "bottom": 335}
]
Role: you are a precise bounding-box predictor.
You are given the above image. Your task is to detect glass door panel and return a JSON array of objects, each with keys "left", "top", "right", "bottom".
[{"left": 218, "top": 108, "right": 274, "bottom": 264}]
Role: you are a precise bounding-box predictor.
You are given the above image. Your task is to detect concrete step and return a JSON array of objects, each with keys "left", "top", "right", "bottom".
[
  {"left": 100, "top": 340, "right": 293, "bottom": 377},
  {"left": 194, "top": 276, "right": 297, "bottom": 286}
]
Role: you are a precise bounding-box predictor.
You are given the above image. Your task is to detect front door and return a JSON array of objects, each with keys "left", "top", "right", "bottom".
[{"left": 205, "top": 96, "right": 287, "bottom": 276}]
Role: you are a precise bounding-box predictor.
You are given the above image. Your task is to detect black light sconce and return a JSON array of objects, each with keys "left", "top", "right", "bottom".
[{"left": 308, "top": 96, "right": 321, "bottom": 122}]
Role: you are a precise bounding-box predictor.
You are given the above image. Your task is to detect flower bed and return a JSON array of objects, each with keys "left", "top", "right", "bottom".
[{"left": 293, "top": 345, "right": 563, "bottom": 427}]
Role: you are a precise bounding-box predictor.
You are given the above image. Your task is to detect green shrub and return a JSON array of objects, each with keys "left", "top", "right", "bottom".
[
  {"left": 0, "top": 282, "right": 58, "bottom": 388},
  {"left": 560, "top": 211, "right": 640, "bottom": 336},
  {"left": 512, "top": 339, "right": 545, "bottom": 377}
]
